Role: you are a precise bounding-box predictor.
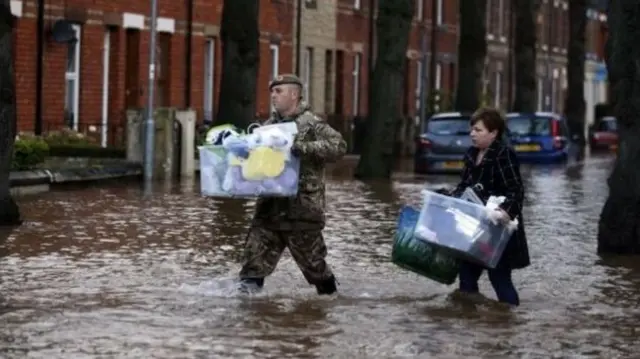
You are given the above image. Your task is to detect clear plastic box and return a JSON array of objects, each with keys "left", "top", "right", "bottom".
[
  {"left": 414, "top": 189, "right": 512, "bottom": 268},
  {"left": 198, "top": 122, "right": 300, "bottom": 198}
]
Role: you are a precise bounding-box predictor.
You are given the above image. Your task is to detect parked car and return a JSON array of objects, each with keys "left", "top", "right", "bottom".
[
  {"left": 588, "top": 116, "right": 618, "bottom": 151},
  {"left": 505, "top": 112, "right": 573, "bottom": 163},
  {"left": 414, "top": 112, "right": 472, "bottom": 174}
]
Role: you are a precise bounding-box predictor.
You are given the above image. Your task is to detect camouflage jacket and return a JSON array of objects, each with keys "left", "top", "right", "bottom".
[{"left": 252, "top": 102, "right": 347, "bottom": 231}]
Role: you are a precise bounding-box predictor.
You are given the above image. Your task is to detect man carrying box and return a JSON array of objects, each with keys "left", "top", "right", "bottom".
[{"left": 238, "top": 74, "right": 347, "bottom": 295}]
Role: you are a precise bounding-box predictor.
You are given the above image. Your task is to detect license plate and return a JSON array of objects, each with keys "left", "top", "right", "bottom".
[
  {"left": 442, "top": 161, "right": 463, "bottom": 169},
  {"left": 515, "top": 144, "right": 541, "bottom": 152},
  {"left": 610, "top": 144, "right": 618, "bottom": 150}
]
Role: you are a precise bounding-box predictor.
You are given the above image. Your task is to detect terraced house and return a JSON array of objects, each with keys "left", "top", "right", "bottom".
[{"left": 10, "top": 0, "right": 607, "bottom": 145}]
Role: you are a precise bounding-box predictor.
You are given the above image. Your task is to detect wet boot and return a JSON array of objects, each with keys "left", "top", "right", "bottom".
[
  {"left": 238, "top": 277, "right": 264, "bottom": 294},
  {"left": 315, "top": 275, "right": 338, "bottom": 295}
]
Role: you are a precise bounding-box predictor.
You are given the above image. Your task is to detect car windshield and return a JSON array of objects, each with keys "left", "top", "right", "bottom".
[
  {"left": 426, "top": 117, "right": 470, "bottom": 135},
  {"left": 598, "top": 118, "right": 617, "bottom": 131},
  {"left": 507, "top": 116, "right": 552, "bottom": 136}
]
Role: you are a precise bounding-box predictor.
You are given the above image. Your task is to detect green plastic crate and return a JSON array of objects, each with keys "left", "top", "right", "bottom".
[{"left": 391, "top": 205, "right": 460, "bottom": 285}]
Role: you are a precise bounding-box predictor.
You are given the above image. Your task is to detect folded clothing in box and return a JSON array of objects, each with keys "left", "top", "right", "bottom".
[
  {"left": 414, "top": 189, "right": 512, "bottom": 268},
  {"left": 198, "top": 122, "right": 301, "bottom": 198}
]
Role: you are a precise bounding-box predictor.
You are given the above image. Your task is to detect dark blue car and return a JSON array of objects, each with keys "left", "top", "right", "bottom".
[{"left": 505, "top": 112, "right": 572, "bottom": 163}]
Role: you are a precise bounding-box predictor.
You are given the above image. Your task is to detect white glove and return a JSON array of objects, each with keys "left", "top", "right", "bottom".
[{"left": 486, "top": 208, "right": 510, "bottom": 225}]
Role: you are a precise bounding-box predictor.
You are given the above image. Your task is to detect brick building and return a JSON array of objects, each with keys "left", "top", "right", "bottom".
[
  {"left": 11, "top": 0, "right": 294, "bottom": 145},
  {"left": 329, "top": 0, "right": 458, "bottom": 118},
  {"left": 484, "top": 0, "right": 608, "bottom": 126},
  {"left": 10, "top": 0, "right": 608, "bottom": 143}
]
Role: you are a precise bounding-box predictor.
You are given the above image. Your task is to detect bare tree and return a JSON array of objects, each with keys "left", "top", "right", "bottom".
[
  {"left": 0, "top": 0, "right": 21, "bottom": 226},
  {"left": 454, "top": 0, "right": 487, "bottom": 111},
  {"left": 355, "top": 0, "right": 415, "bottom": 179},
  {"left": 564, "top": 0, "right": 587, "bottom": 144},
  {"left": 214, "top": 0, "right": 260, "bottom": 129},
  {"left": 597, "top": 0, "right": 640, "bottom": 254},
  {"left": 511, "top": 0, "right": 538, "bottom": 112}
]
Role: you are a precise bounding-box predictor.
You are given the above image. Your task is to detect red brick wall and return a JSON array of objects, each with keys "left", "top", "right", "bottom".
[{"left": 12, "top": 0, "right": 293, "bottom": 137}]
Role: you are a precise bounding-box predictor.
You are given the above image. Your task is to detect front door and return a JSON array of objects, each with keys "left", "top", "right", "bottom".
[{"left": 124, "top": 29, "right": 140, "bottom": 108}]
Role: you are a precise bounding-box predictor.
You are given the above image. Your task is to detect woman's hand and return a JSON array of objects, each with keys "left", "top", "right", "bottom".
[
  {"left": 488, "top": 208, "right": 511, "bottom": 225},
  {"left": 495, "top": 209, "right": 511, "bottom": 225}
]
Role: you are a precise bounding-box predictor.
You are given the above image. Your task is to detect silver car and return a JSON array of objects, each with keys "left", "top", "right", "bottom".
[{"left": 413, "top": 112, "right": 472, "bottom": 174}]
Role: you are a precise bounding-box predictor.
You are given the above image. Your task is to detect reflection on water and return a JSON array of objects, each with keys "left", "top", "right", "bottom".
[{"left": 2, "top": 155, "right": 640, "bottom": 358}]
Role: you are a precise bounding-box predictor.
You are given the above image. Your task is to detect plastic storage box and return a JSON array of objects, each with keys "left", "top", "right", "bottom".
[
  {"left": 391, "top": 205, "right": 460, "bottom": 285},
  {"left": 199, "top": 122, "right": 300, "bottom": 198},
  {"left": 413, "top": 189, "right": 512, "bottom": 268}
]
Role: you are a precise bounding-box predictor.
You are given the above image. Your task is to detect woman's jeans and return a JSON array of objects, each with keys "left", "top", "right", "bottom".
[{"left": 458, "top": 261, "right": 520, "bottom": 306}]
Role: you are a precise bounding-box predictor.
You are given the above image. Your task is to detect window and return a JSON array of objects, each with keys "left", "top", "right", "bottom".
[
  {"left": 204, "top": 38, "right": 215, "bottom": 124},
  {"left": 352, "top": 53, "right": 361, "bottom": 115},
  {"left": 65, "top": 24, "right": 81, "bottom": 130},
  {"left": 354, "top": 0, "right": 360, "bottom": 10},
  {"left": 269, "top": 44, "right": 279, "bottom": 79},
  {"left": 416, "top": 0, "right": 423, "bottom": 20},
  {"left": 302, "top": 47, "right": 313, "bottom": 103},
  {"left": 436, "top": 0, "right": 443, "bottom": 25},
  {"left": 101, "top": 29, "right": 111, "bottom": 147}
]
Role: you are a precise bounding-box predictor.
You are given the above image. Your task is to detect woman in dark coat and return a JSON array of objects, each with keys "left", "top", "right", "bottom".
[{"left": 450, "top": 107, "right": 530, "bottom": 306}]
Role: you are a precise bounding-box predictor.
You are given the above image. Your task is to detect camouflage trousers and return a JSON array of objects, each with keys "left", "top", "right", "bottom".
[{"left": 238, "top": 226, "right": 334, "bottom": 285}]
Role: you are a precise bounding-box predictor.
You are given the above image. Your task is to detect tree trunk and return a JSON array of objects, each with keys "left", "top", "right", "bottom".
[
  {"left": 354, "top": 0, "right": 414, "bottom": 179},
  {"left": 214, "top": 0, "right": 260, "bottom": 129},
  {"left": 563, "top": 0, "right": 587, "bottom": 144},
  {"left": 0, "top": 1, "right": 21, "bottom": 227},
  {"left": 454, "top": 0, "right": 487, "bottom": 112},
  {"left": 597, "top": 0, "right": 640, "bottom": 255},
  {"left": 511, "top": 0, "right": 538, "bottom": 112}
]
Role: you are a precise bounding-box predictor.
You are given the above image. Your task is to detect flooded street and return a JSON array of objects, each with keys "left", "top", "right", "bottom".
[{"left": 2, "top": 154, "right": 640, "bottom": 358}]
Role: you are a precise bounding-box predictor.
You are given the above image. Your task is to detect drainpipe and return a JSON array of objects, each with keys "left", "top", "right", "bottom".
[
  {"left": 367, "top": 0, "right": 375, "bottom": 112},
  {"left": 35, "top": 0, "right": 45, "bottom": 135},
  {"left": 428, "top": 0, "right": 438, "bottom": 113},
  {"left": 295, "top": 0, "right": 302, "bottom": 76},
  {"left": 184, "top": 0, "right": 193, "bottom": 107}
]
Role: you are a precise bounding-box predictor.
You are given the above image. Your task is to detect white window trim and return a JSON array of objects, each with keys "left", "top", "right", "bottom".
[
  {"left": 204, "top": 38, "right": 215, "bottom": 124},
  {"left": 435, "top": 62, "right": 442, "bottom": 90},
  {"left": 494, "top": 71, "right": 502, "bottom": 108},
  {"left": 269, "top": 44, "right": 279, "bottom": 111},
  {"left": 352, "top": 53, "right": 361, "bottom": 115},
  {"left": 354, "top": 0, "right": 360, "bottom": 10},
  {"left": 269, "top": 44, "right": 279, "bottom": 78},
  {"left": 65, "top": 24, "right": 81, "bottom": 131},
  {"left": 101, "top": 29, "right": 110, "bottom": 147},
  {"left": 436, "top": 0, "right": 443, "bottom": 25},
  {"left": 416, "top": 0, "right": 423, "bottom": 20}
]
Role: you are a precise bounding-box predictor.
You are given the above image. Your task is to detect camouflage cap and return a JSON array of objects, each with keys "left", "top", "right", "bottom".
[{"left": 269, "top": 74, "right": 303, "bottom": 90}]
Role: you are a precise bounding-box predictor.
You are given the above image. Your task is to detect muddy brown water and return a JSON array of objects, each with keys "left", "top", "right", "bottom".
[{"left": 1, "top": 154, "right": 639, "bottom": 358}]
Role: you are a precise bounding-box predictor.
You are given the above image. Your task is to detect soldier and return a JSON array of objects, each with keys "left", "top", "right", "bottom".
[{"left": 238, "top": 74, "right": 347, "bottom": 295}]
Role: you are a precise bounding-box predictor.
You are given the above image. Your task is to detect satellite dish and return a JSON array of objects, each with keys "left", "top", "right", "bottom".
[{"left": 51, "top": 20, "right": 76, "bottom": 43}]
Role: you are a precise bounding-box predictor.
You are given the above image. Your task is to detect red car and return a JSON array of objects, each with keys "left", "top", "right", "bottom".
[{"left": 589, "top": 116, "right": 618, "bottom": 150}]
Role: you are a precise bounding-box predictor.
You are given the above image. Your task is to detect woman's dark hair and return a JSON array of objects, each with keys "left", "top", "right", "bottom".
[{"left": 470, "top": 107, "right": 506, "bottom": 139}]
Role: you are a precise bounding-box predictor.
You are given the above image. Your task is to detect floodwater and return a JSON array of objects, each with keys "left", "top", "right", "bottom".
[{"left": 2, "top": 154, "right": 639, "bottom": 359}]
